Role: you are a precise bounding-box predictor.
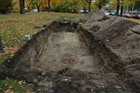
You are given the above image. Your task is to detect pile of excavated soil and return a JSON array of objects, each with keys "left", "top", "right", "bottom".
[
  {"left": 79, "top": 10, "right": 140, "bottom": 92},
  {"left": 0, "top": 10, "right": 140, "bottom": 93}
]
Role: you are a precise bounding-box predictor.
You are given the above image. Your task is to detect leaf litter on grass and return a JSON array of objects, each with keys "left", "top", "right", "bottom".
[{"left": 0, "top": 12, "right": 84, "bottom": 92}]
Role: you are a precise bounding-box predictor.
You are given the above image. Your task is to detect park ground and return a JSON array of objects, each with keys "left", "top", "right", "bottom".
[
  {"left": 0, "top": 12, "right": 140, "bottom": 93},
  {"left": 0, "top": 12, "right": 84, "bottom": 93}
]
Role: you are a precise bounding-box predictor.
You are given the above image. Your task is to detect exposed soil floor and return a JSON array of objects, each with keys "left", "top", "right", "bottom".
[
  {"left": 37, "top": 32, "right": 99, "bottom": 72},
  {"left": 31, "top": 31, "right": 129, "bottom": 93}
]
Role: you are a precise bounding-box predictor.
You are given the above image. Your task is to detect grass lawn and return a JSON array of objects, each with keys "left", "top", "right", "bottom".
[
  {"left": 0, "top": 12, "right": 84, "bottom": 92},
  {"left": 0, "top": 12, "right": 84, "bottom": 65},
  {"left": 124, "top": 17, "right": 140, "bottom": 24}
]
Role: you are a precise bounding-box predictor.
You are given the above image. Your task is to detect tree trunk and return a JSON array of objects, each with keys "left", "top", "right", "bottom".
[
  {"left": 27, "top": 5, "right": 30, "bottom": 12},
  {"left": 0, "top": 35, "right": 4, "bottom": 53},
  {"left": 132, "top": 2, "right": 135, "bottom": 14},
  {"left": 85, "top": 0, "right": 91, "bottom": 12},
  {"left": 48, "top": 0, "right": 51, "bottom": 12},
  {"left": 98, "top": 5, "right": 102, "bottom": 10},
  {"left": 36, "top": 0, "right": 43, "bottom": 12},
  {"left": 116, "top": 0, "right": 120, "bottom": 16},
  {"left": 19, "top": 0, "right": 25, "bottom": 14},
  {"left": 88, "top": 2, "right": 91, "bottom": 12},
  {"left": 37, "top": 6, "right": 40, "bottom": 12},
  {"left": 120, "top": 6, "right": 123, "bottom": 17}
]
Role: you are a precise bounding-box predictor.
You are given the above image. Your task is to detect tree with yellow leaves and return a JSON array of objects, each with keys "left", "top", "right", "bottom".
[
  {"left": 85, "top": 0, "right": 92, "bottom": 12},
  {"left": 25, "top": 0, "right": 58, "bottom": 12},
  {"left": 52, "top": 0, "right": 84, "bottom": 12},
  {"left": 0, "top": 0, "right": 13, "bottom": 14}
]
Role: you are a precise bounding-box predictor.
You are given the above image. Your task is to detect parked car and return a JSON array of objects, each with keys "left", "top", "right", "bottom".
[
  {"left": 133, "top": 14, "right": 140, "bottom": 19},
  {"left": 123, "top": 13, "right": 133, "bottom": 18},
  {"left": 32, "top": 9, "right": 38, "bottom": 13},
  {"left": 109, "top": 11, "right": 115, "bottom": 16},
  {"left": 104, "top": 12, "right": 109, "bottom": 16},
  {"left": 79, "top": 9, "right": 89, "bottom": 13}
]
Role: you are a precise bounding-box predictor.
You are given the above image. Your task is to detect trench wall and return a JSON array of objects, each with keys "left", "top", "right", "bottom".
[{"left": 77, "top": 25, "right": 121, "bottom": 72}]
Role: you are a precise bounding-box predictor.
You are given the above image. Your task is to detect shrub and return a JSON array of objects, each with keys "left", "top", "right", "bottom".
[
  {"left": 52, "top": 0, "right": 79, "bottom": 13},
  {"left": 0, "top": 0, "right": 13, "bottom": 14}
]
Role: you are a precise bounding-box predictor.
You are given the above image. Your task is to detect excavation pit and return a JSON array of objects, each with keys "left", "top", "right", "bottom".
[{"left": 1, "top": 11, "right": 140, "bottom": 93}]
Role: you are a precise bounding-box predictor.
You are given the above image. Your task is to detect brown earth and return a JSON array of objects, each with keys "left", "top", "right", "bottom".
[{"left": 0, "top": 10, "right": 140, "bottom": 93}]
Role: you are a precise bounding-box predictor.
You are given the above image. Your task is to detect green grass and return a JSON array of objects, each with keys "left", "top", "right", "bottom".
[
  {"left": 0, "top": 12, "right": 84, "bottom": 64},
  {"left": 0, "top": 54, "right": 10, "bottom": 69},
  {"left": 0, "top": 12, "right": 84, "bottom": 48},
  {"left": 124, "top": 18, "right": 140, "bottom": 24},
  {"left": 0, "top": 77, "right": 34, "bottom": 93},
  {"left": 0, "top": 12, "right": 84, "bottom": 92}
]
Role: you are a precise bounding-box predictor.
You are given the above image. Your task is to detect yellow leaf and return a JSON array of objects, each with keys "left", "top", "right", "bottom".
[
  {"left": 0, "top": 87, "right": 2, "bottom": 90},
  {"left": 4, "top": 89, "right": 13, "bottom": 93},
  {"left": 9, "top": 85, "right": 12, "bottom": 89},
  {"left": 5, "top": 84, "right": 8, "bottom": 86},
  {"left": 18, "top": 81, "right": 23, "bottom": 85},
  {"left": 115, "top": 85, "right": 121, "bottom": 89}
]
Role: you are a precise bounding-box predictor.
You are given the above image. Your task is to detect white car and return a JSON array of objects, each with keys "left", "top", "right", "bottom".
[
  {"left": 32, "top": 9, "right": 38, "bottom": 13},
  {"left": 104, "top": 12, "right": 109, "bottom": 16},
  {"left": 109, "top": 11, "right": 115, "bottom": 16}
]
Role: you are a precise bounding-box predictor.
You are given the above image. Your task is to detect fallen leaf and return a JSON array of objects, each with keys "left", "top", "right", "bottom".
[
  {"left": 4, "top": 89, "right": 13, "bottom": 93},
  {"left": 0, "top": 87, "right": 2, "bottom": 90},
  {"left": 10, "top": 53, "right": 14, "bottom": 58},
  {"left": 9, "top": 85, "right": 12, "bottom": 89},
  {"left": 5, "top": 84, "right": 8, "bottom": 86},
  {"left": 18, "top": 81, "right": 23, "bottom": 85},
  {"left": 115, "top": 85, "right": 121, "bottom": 89},
  {"left": 26, "top": 89, "right": 30, "bottom": 93}
]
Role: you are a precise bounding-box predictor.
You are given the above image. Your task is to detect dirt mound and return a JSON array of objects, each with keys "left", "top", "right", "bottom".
[
  {"left": 78, "top": 11, "right": 140, "bottom": 92},
  {"left": 0, "top": 10, "right": 140, "bottom": 92},
  {"left": 80, "top": 10, "right": 107, "bottom": 23}
]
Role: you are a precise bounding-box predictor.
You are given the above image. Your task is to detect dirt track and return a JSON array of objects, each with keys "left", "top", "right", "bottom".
[{"left": 0, "top": 10, "right": 140, "bottom": 93}]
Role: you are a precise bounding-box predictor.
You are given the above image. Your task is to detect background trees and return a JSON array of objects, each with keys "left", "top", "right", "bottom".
[
  {"left": 26, "top": 0, "right": 33, "bottom": 12},
  {"left": 52, "top": 0, "right": 82, "bottom": 12},
  {"left": 34, "top": 0, "right": 43, "bottom": 12},
  {"left": 94, "top": 0, "right": 109, "bottom": 9},
  {"left": 25, "top": 0, "right": 55, "bottom": 12},
  {"left": 85, "top": 0, "right": 92, "bottom": 12},
  {"left": 1, "top": 0, "right": 140, "bottom": 14},
  {"left": 110, "top": 0, "right": 140, "bottom": 16},
  {"left": 47, "top": 0, "right": 51, "bottom": 12},
  {"left": 0, "top": 0, "right": 13, "bottom": 14}
]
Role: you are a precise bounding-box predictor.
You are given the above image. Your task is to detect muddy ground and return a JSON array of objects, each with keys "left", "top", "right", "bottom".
[{"left": 0, "top": 10, "right": 140, "bottom": 93}]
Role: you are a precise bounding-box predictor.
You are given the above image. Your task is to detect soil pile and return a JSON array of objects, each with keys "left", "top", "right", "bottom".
[
  {"left": 78, "top": 11, "right": 140, "bottom": 92},
  {"left": 80, "top": 10, "right": 106, "bottom": 23},
  {"left": 0, "top": 10, "right": 140, "bottom": 93}
]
